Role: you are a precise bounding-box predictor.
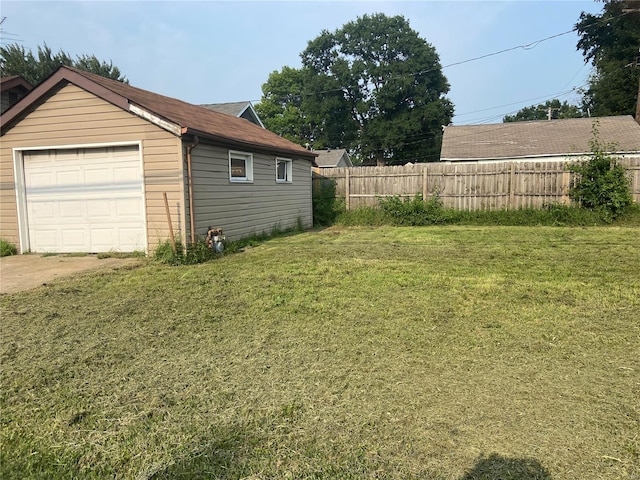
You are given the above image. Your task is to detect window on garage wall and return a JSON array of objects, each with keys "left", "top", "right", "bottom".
[
  {"left": 276, "top": 157, "right": 292, "bottom": 183},
  {"left": 229, "top": 151, "right": 253, "bottom": 182}
]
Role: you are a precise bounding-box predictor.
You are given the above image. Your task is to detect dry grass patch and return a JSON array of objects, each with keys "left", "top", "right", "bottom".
[{"left": 1, "top": 226, "right": 639, "bottom": 479}]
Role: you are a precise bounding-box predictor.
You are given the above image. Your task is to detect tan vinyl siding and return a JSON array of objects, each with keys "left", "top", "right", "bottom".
[
  {"left": 188, "top": 143, "right": 312, "bottom": 241},
  {"left": 0, "top": 83, "right": 185, "bottom": 252}
]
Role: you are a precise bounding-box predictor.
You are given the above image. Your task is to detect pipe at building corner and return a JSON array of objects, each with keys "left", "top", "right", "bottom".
[{"left": 186, "top": 135, "right": 199, "bottom": 245}]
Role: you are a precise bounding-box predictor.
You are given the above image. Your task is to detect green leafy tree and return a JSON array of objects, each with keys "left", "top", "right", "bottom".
[
  {"left": 568, "top": 122, "right": 633, "bottom": 218},
  {"left": 503, "top": 99, "right": 584, "bottom": 122},
  {"left": 254, "top": 66, "right": 315, "bottom": 146},
  {"left": 258, "top": 13, "right": 453, "bottom": 164},
  {"left": 575, "top": 0, "right": 640, "bottom": 116},
  {"left": 0, "top": 43, "right": 128, "bottom": 85}
]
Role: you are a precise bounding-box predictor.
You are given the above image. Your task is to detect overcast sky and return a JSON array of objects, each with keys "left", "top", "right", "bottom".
[{"left": 1, "top": 1, "right": 603, "bottom": 125}]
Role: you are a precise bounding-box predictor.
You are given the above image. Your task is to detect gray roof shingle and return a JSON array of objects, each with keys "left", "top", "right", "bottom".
[
  {"left": 441, "top": 116, "right": 640, "bottom": 161},
  {"left": 200, "top": 101, "right": 251, "bottom": 117},
  {"left": 314, "top": 149, "right": 351, "bottom": 167}
]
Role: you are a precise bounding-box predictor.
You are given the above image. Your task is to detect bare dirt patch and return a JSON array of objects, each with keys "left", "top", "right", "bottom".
[{"left": 0, "top": 254, "right": 142, "bottom": 295}]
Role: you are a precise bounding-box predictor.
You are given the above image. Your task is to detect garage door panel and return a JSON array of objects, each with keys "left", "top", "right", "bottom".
[
  {"left": 116, "top": 198, "right": 143, "bottom": 217},
  {"left": 113, "top": 167, "right": 140, "bottom": 186},
  {"left": 90, "top": 229, "right": 115, "bottom": 249},
  {"left": 32, "top": 229, "right": 59, "bottom": 250},
  {"left": 30, "top": 202, "right": 56, "bottom": 220},
  {"left": 86, "top": 199, "right": 111, "bottom": 218},
  {"left": 24, "top": 146, "right": 145, "bottom": 253},
  {"left": 62, "top": 229, "right": 87, "bottom": 248},
  {"left": 84, "top": 168, "right": 110, "bottom": 184},
  {"left": 59, "top": 201, "right": 83, "bottom": 219},
  {"left": 28, "top": 171, "right": 53, "bottom": 188}
]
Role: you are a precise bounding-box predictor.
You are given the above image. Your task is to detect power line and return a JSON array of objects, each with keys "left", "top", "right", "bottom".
[
  {"left": 463, "top": 85, "right": 588, "bottom": 124},
  {"left": 438, "top": 29, "right": 578, "bottom": 72},
  {"left": 249, "top": 8, "right": 632, "bottom": 108},
  {"left": 454, "top": 85, "right": 586, "bottom": 119}
]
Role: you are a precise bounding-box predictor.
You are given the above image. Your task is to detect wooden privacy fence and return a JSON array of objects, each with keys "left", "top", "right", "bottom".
[{"left": 313, "top": 158, "right": 640, "bottom": 211}]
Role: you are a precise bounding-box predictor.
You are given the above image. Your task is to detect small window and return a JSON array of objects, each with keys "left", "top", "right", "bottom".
[
  {"left": 229, "top": 151, "right": 253, "bottom": 182},
  {"left": 276, "top": 158, "right": 292, "bottom": 183}
]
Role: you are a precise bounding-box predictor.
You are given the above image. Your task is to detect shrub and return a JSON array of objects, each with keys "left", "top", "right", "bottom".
[
  {"left": 568, "top": 125, "right": 633, "bottom": 219},
  {"left": 337, "top": 203, "right": 624, "bottom": 228},
  {"left": 378, "top": 194, "right": 452, "bottom": 226},
  {"left": 153, "top": 239, "right": 219, "bottom": 265},
  {"left": 153, "top": 239, "right": 186, "bottom": 265},
  {"left": 313, "top": 177, "right": 345, "bottom": 226},
  {"left": 541, "top": 203, "right": 607, "bottom": 226},
  {"left": 1, "top": 239, "right": 18, "bottom": 257}
]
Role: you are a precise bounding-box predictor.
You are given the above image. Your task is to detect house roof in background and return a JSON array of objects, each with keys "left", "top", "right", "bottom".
[
  {"left": 201, "top": 101, "right": 265, "bottom": 128},
  {"left": 201, "top": 101, "right": 250, "bottom": 116},
  {"left": 0, "top": 76, "right": 33, "bottom": 92},
  {"left": 314, "top": 148, "right": 352, "bottom": 167},
  {"left": 441, "top": 116, "right": 640, "bottom": 161},
  {"left": 1, "top": 67, "right": 315, "bottom": 160}
]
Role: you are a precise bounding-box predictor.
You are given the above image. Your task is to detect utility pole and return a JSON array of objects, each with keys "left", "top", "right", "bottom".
[{"left": 545, "top": 106, "right": 560, "bottom": 121}]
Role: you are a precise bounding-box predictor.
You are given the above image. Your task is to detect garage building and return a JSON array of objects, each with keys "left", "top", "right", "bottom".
[{"left": 0, "top": 66, "right": 316, "bottom": 254}]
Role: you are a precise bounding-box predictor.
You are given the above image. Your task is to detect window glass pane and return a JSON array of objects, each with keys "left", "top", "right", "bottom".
[
  {"left": 231, "top": 157, "right": 246, "bottom": 178},
  {"left": 277, "top": 160, "right": 287, "bottom": 180}
]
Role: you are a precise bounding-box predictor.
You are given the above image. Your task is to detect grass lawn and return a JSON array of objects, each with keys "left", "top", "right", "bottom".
[{"left": 1, "top": 226, "right": 639, "bottom": 479}]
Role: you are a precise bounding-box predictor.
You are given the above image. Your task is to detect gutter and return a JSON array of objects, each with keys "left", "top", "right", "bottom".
[
  {"left": 181, "top": 127, "right": 318, "bottom": 162},
  {"left": 186, "top": 135, "right": 199, "bottom": 245}
]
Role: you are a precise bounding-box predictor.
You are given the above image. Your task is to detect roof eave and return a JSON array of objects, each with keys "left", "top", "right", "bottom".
[
  {"left": 0, "top": 76, "right": 33, "bottom": 92},
  {"left": 442, "top": 151, "right": 640, "bottom": 162},
  {"left": 1, "top": 66, "right": 129, "bottom": 134},
  {"left": 181, "top": 127, "right": 317, "bottom": 161}
]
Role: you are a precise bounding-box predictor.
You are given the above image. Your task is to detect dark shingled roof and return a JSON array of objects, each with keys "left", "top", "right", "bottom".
[
  {"left": 441, "top": 116, "right": 640, "bottom": 161},
  {"left": 1, "top": 66, "right": 315, "bottom": 160},
  {"left": 201, "top": 101, "right": 252, "bottom": 117},
  {"left": 314, "top": 149, "right": 351, "bottom": 167}
]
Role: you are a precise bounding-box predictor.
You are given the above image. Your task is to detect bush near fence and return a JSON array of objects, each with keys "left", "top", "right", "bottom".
[{"left": 312, "top": 158, "right": 640, "bottom": 211}]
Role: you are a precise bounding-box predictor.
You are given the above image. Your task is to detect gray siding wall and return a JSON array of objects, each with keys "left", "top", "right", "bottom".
[{"left": 188, "top": 143, "right": 313, "bottom": 241}]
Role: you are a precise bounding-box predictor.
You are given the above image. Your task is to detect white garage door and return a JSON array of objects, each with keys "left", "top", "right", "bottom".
[{"left": 24, "top": 146, "right": 146, "bottom": 253}]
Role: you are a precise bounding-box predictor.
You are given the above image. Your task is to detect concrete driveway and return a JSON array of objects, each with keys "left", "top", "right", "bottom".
[{"left": 0, "top": 254, "right": 143, "bottom": 295}]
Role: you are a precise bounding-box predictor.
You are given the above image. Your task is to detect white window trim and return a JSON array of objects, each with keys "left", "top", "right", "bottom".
[
  {"left": 229, "top": 150, "right": 253, "bottom": 183},
  {"left": 275, "top": 157, "right": 293, "bottom": 183}
]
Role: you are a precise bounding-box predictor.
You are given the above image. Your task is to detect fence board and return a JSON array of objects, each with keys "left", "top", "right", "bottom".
[{"left": 313, "top": 157, "right": 640, "bottom": 211}]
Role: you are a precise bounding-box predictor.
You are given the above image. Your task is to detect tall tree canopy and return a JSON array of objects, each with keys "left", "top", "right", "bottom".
[
  {"left": 503, "top": 99, "right": 584, "bottom": 122},
  {"left": 0, "top": 43, "right": 127, "bottom": 85},
  {"left": 256, "top": 14, "right": 453, "bottom": 164},
  {"left": 575, "top": 0, "right": 640, "bottom": 117},
  {"left": 255, "top": 67, "right": 313, "bottom": 147}
]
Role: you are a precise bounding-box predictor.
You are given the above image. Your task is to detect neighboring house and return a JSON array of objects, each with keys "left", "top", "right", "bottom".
[
  {"left": 0, "top": 66, "right": 316, "bottom": 254},
  {"left": 1, "top": 76, "right": 33, "bottom": 114},
  {"left": 440, "top": 116, "right": 640, "bottom": 162},
  {"left": 201, "top": 101, "right": 265, "bottom": 128},
  {"left": 314, "top": 148, "right": 353, "bottom": 168}
]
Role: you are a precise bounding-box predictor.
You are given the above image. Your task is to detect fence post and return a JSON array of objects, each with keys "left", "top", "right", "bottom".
[
  {"left": 422, "top": 168, "right": 428, "bottom": 199},
  {"left": 345, "top": 168, "right": 351, "bottom": 210},
  {"left": 508, "top": 162, "right": 516, "bottom": 210},
  {"left": 562, "top": 170, "right": 571, "bottom": 205}
]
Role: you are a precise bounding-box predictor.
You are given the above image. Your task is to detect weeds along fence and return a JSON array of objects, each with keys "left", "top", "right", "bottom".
[{"left": 313, "top": 158, "right": 640, "bottom": 211}]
